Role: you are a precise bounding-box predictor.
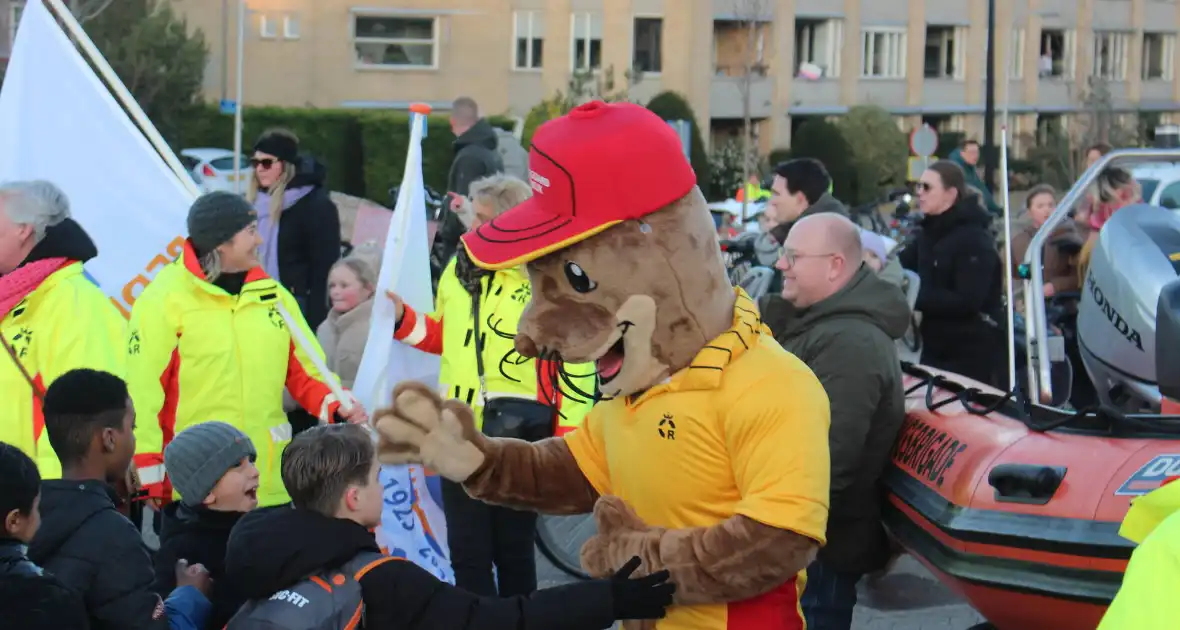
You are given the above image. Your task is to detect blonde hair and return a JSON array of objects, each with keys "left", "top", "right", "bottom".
[
  {"left": 1087, "top": 167, "right": 1139, "bottom": 208},
  {"left": 468, "top": 174, "right": 532, "bottom": 218},
  {"left": 247, "top": 129, "right": 299, "bottom": 222},
  {"left": 330, "top": 254, "right": 378, "bottom": 292},
  {"left": 200, "top": 249, "right": 223, "bottom": 282}
]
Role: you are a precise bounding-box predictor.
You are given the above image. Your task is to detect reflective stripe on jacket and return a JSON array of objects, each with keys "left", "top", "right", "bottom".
[
  {"left": 394, "top": 258, "right": 593, "bottom": 434},
  {"left": 0, "top": 262, "right": 125, "bottom": 478},
  {"left": 127, "top": 240, "right": 340, "bottom": 507}
]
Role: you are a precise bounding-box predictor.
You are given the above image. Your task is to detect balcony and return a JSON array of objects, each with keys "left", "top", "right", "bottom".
[{"left": 710, "top": 65, "right": 773, "bottom": 119}]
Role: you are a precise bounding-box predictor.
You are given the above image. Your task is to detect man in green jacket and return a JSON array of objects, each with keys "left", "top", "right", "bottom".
[
  {"left": 758, "top": 213, "right": 911, "bottom": 630},
  {"left": 950, "top": 140, "right": 1001, "bottom": 215}
]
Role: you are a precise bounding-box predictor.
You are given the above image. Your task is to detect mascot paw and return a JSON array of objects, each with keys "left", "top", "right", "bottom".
[
  {"left": 580, "top": 496, "right": 662, "bottom": 578},
  {"left": 372, "top": 382, "right": 486, "bottom": 482}
]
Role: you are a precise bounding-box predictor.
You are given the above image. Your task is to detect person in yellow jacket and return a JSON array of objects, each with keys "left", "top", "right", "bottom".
[
  {"left": 0, "top": 180, "right": 124, "bottom": 479},
  {"left": 127, "top": 192, "right": 366, "bottom": 509},
  {"left": 1098, "top": 477, "right": 1180, "bottom": 629},
  {"left": 734, "top": 174, "right": 772, "bottom": 203},
  {"left": 385, "top": 173, "right": 594, "bottom": 597}
]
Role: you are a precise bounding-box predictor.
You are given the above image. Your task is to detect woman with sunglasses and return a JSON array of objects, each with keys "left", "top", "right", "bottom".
[
  {"left": 247, "top": 128, "right": 341, "bottom": 330},
  {"left": 899, "top": 160, "right": 1004, "bottom": 386}
]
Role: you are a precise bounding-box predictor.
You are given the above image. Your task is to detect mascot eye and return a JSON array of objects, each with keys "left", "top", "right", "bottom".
[{"left": 563, "top": 261, "right": 598, "bottom": 293}]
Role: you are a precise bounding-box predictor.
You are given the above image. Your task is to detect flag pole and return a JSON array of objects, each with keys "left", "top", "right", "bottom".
[{"left": 41, "top": 0, "right": 201, "bottom": 198}]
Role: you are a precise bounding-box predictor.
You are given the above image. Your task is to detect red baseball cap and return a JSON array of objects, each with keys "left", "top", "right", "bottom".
[{"left": 461, "top": 100, "right": 697, "bottom": 270}]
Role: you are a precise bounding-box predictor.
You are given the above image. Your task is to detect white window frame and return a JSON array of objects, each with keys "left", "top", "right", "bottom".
[
  {"left": 512, "top": 10, "right": 543, "bottom": 71},
  {"left": 570, "top": 11, "right": 603, "bottom": 72},
  {"left": 1039, "top": 29, "right": 1076, "bottom": 78},
  {"left": 861, "top": 27, "right": 907, "bottom": 79},
  {"left": 632, "top": 14, "right": 663, "bottom": 75},
  {"left": 1092, "top": 31, "right": 1130, "bottom": 81},
  {"left": 259, "top": 13, "right": 276, "bottom": 39},
  {"left": 1142, "top": 32, "right": 1176, "bottom": 81},
  {"left": 283, "top": 13, "right": 300, "bottom": 40},
  {"left": 352, "top": 13, "right": 440, "bottom": 71},
  {"left": 1009, "top": 29, "right": 1025, "bottom": 80},
  {"left": 796, "top": 18, "right": 843, "bottom": 79}
]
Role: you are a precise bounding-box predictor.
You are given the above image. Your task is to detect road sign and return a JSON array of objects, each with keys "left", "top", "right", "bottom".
[
  {"left": 908, "top": 156, "right": 935, "bottom": 180},
  {"left": 219, "top": 99, "right": 237, "bottom": 115},
  {"left": 910, "top": 123, "right": 939, "bottom": 157}
]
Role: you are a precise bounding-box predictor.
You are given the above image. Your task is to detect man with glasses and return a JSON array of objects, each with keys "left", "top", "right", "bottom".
[{"left": 758, "top": 214, "right": 911, "bottom": 630}]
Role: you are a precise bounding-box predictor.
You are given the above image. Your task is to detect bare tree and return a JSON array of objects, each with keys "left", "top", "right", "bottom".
[
  {"left": 732, "top": 0, "right": 769, "bottom": 219},
  {"left": 67, "top": 0, "right": 115, "bottom": 22}
]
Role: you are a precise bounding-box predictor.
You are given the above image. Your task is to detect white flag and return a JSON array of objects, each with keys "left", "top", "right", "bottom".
[
  {"left": 353, "top": 111, "right": 452, "bottom": 582},
  {"left": 0, "top": 0, "right": 195, "bottom": 316}
]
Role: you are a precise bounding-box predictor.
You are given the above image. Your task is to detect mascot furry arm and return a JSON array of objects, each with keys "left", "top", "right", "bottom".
[{"left": 374, "top": 102, "right": 831, "bottom": 629}]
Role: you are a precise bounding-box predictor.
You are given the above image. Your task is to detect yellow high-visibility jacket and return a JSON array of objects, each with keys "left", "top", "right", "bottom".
[
  {"left": 127, "top": 241, "right": 342, "bottom": 507},
  {"left": 1098, "top": 479, "right": 1180, "bottom": 629},
  {"left": 0, "top": 262, "right": 125, "bottom": 478},
  {"left": 394, "top": 258, "right": 594, "bottom": 434}
]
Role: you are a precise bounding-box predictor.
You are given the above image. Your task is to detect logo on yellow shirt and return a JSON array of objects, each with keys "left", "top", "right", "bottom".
[{"left": 658, "top": 413, "right": 676, "bottom": 440}]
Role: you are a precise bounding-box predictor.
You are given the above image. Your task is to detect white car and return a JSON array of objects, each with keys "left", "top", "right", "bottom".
[
  {"left": 1131, "top": 162, "right": 1180, "bottom": 210},
  {"left": 180, "top": 148, "right": 250, "bottom": 194}
]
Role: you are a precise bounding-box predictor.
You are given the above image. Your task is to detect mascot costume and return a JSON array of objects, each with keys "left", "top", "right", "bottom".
[{"left": 374, "top": 101, "right": 832, "bottom": 630}]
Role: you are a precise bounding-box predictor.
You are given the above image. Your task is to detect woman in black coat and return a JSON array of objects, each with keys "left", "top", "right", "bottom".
[
  {"left": 248, "top": 128, "right": 341, "bottom": 330},
  {"left": 900, "top": 160, "right": 1005, "bottom": 386}
]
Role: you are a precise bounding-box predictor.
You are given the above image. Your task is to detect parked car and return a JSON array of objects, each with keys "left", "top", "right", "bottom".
[
  {"left": 1131, "top": 162, "right": 1180, "bottom": 209},
  {"left": 180, "top": 148, "right": 249, "bottom": 194}
]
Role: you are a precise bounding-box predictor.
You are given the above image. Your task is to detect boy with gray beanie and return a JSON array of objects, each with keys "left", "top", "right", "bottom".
[{"left": 152, "top": 423, "right": 259, "bottom": 630}]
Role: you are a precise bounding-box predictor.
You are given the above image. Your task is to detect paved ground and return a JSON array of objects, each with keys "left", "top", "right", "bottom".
[{"left": 536, "top": 517, "right": 987, "bottom": 630}]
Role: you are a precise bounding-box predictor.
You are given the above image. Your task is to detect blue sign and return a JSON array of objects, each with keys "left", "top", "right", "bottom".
[
  {"left": 1116, "top": 453, "right": 1180, "bottom": 495},
  {"left": 219, "top": 99, "right": 237, "bottom": 115}
]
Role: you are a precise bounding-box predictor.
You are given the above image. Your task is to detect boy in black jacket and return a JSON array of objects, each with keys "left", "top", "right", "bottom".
[
  {"left": 0, "top": 442, "right": 88, "bottom": 629},
  {"left": 27, "top": 369, "right": 213, "bottom": 630},
  {"left": 153, "top": 422, "right": 260, "bottom": 629},
  {"left": 225, "top": 423, "right": 675, "bottom": 629}
]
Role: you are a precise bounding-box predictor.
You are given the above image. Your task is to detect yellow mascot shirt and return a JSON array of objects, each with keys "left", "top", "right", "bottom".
[{"left": 565, "top": 290, "right": 831, "bottom": 630}]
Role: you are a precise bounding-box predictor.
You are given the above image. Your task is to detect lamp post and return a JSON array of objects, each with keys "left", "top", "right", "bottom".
[
  {"left": 983, "top": 0, "right": 997, "bottom": 193},
  {"left": 232, "top": 0, "right": 245, "bottom": 193}
]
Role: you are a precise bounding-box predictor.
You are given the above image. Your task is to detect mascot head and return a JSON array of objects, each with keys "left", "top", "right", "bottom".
[{"left": 461, "top": 101, "right": 736, "bottom": 399}]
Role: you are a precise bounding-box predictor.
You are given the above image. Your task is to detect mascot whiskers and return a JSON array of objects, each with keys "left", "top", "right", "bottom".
[{"left": 375, "top": 101, "right": 832, "bottom": 630}]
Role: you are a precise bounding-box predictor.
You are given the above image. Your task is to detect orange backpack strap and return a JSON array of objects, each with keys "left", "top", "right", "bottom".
[{"left": 354, "top": 554, "right": 405, "bottom": 581}]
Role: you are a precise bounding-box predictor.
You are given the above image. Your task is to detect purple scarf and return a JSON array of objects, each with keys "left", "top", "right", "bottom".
[{"left": 254, "top": 185, "right": 314, "bottom": 280}]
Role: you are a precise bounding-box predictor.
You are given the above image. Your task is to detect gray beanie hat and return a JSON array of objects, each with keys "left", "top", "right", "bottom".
[
  {"left": 187, "top": 191, "right": 257, "bottom": 252},
  {"left": 165, "top": 421, "right": 257, "bottom": 506}
]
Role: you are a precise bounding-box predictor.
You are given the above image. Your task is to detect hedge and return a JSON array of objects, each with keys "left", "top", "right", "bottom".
[{"left": 173, "top": 106, "right": 515, "bottom": 203}]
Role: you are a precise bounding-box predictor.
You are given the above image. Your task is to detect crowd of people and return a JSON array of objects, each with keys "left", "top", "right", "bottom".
[{"left": 0, "top": 87, "right": 1161, "bottom": 630}]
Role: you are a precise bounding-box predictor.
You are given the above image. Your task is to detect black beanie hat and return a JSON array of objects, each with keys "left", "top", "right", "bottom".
[
  {"left": 187, "top": 191, "right": 257, "bottom": 252},
  {"left": 253, "top": 130, "right": 299, "bottom": 164}
]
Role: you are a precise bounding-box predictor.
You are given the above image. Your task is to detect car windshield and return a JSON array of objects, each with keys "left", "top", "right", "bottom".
[
  {"left": 1138, "top": 178, "right": 1160, "bottom": 202},
  {"left": 209, "top": 155, "right": 249, "bottom": 171}
]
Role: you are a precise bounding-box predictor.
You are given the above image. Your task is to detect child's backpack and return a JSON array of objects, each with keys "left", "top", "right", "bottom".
[
  {"left": 225, "top": 551, "right": 397, "bottom": 630},
  {"left": 493, "top": 127, "right": 530, "bottom": 182}
]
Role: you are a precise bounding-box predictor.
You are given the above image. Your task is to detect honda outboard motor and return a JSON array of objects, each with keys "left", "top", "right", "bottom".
[{"left": 1078, "top": 204, "right": 1180, "bottom": 410}]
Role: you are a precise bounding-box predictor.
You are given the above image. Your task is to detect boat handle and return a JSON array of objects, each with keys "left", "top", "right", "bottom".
[{"left": 988, "top": 464, "right": 1067, "bottom": 505}]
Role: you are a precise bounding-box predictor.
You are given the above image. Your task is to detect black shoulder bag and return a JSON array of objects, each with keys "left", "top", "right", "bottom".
[{"left": 470, "top": 288, "right": 556, "bottom": 443}]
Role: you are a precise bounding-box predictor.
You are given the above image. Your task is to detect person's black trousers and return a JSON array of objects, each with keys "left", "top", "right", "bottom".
[{"left": 441, "top": 478, "right": 538, "bottom": 596}]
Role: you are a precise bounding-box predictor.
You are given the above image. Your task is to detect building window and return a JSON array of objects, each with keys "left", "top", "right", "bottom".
[
  {"left": 259, "top": 14, "right": 276, "bottom": 39},
  {"left": 514, "top": 11, "right": 544, "bottom": 70},
  {"left": 923, "top": 25, "right": 967, "bottom": 79},
  {"left": 8, "top": 1, "right": 23, "bottom": 47},
  {"left": 1039, "top": 29, "right": 1074, "bottom": 78},
  {"left": 633, "top": 17, "right": 662, "bottom": 73},
  {"left": 1143, "top": 32, "right": 1175, "bottom": 81},
  {"left": 1009, "top": 29, "right": 1025, "bottom": 80},
  {"left": 795, "top": 18, "right": 842, "bottom": 78},
  {"left": 862, "top": 28, "right": 906, "bottom": 78},
  {"left": 571, "top": 12, "right": 602, "bottom": 71},
  {"left": 283, "top": 14, "right": 300, "bottom": 40},
  {"left": 353, "top": 15, "right": 437, "bottom": 69},
  {"left": 1092, "top": 31, "right": 1129, "bottom": 81}
]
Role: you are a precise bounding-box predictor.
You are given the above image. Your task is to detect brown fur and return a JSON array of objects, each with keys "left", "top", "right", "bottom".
[{"left": 372, "top": 186, "right": 825, "bottom": 612}]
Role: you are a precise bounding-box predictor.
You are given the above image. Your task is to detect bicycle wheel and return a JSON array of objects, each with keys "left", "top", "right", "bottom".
[{"left": 535, "top": 513, "right": 596, "bottom": 580}]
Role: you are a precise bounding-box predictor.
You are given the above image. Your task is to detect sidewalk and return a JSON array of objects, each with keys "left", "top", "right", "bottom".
[{"left": 537, "top": 551, "right": 985, "bottom": 630}]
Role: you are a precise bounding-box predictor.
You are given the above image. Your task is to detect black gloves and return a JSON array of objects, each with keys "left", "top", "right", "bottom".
[{"left": 609, "top": 556, "right": 676, "bottom": 620}]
